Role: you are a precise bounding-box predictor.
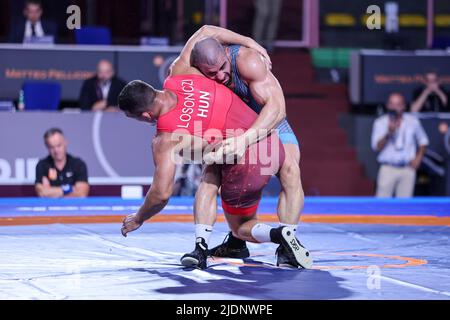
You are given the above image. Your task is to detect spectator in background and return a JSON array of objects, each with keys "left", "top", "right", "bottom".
[
  {"left": 173, "top": 164, "right": 202, "bottom": 196},
  {"left": 371, "top": 93, "right": 429, "bottom": 198},
  {"left": 79, "top": 60, "right": 126, "bottom": 111},
  {"left": 411, "top": 71, "right": 449, "bottom": 113},
  {"left": 35, "top": 128, "right": 89, "bottom": 198},
  {"left": 252, "top": 0, "right": 283, "bottom": 53},
  {"left": 9, "top": 0, "right": 57, "bottom": 43}
]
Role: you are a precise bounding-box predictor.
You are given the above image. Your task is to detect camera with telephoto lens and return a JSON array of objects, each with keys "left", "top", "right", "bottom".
[{"left": 387, "top": 110, "right": 401, "bottom": 119}]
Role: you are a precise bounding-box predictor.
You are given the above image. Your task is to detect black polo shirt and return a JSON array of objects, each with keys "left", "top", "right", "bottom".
[{"left": 35, "top": 154, "right": 88, "bottom": 187}]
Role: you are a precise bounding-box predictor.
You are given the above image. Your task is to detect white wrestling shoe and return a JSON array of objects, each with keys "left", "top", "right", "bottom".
[{"left": 277, "top": 227, "right": 313, "bottom": 269}]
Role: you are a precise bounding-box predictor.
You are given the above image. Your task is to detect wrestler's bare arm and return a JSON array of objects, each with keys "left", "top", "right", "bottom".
[
  {"left": 121, "top": 134, "right": 177, "bottom": 236},
  {"left": 179, "top": 25, "right": 269, "bottom": 67},
  {"left": 136, "top": 135, "right": 177, "bottom": 221},
  {"left": 170, "top": 25, "right": 270, "bottom": 77},
  {"left": 236, "top": 48, "right": 286, "bottom": 146}
]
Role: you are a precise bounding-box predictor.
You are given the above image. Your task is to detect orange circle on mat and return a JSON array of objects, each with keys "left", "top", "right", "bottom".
[{"left": 211, "top": 252, "right": 427, "bottom": 271}]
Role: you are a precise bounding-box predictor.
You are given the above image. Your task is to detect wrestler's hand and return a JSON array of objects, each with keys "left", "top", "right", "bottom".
[
  {"left": 222, "top": 135, "right": 247, "bottom": 161},
  {"left": 248, "top": 40, "right": 272, "bottom": 69},
  {"left": 121, "top": 213, "right": 144, "bottom": 237},
  {"left": 203, "top": 144, "right": 225, "bottom": 164},
  {"left": 261, "top": 55, "right": 272, "bottom": 71}
]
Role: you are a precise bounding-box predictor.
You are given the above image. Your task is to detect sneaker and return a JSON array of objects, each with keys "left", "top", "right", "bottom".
[
  {"left": 209, "top": 232, "right": 250, "bottom": 259},
  {"left": 277, "top": 227, "right": 313, "bottom": 269},
  {"left": 180, "top": 238, "right": 208, "bottom": 269}
]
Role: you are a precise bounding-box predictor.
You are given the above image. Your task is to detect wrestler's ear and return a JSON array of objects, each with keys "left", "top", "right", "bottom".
[{"left": 140, "top": 111, "right": 154, "bottom": 122}]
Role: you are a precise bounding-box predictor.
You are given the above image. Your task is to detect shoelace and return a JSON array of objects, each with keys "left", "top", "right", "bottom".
[
  {"left": 214, "top": 232, "right": 232, "bottom": 255},
  {"left": 195, "top": 243, "right": 210, "bottom": 259}
]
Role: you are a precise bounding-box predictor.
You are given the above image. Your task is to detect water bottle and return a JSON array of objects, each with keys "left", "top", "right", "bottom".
[{"left": 18, "top": 90, "right": 25, "bottom": 111}]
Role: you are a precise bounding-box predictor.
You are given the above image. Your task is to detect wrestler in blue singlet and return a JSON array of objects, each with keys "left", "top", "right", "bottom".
[{"left": 228, "top": 45, "right": 299, "bottom": 146}]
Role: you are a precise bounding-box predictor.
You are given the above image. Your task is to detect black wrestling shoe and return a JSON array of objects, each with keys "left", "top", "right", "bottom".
[
  {"left": 209, "top": 232, "right": 250, "bottom": 259},
  {"left": 276, "top": 227, "right": 313, "bottom": 269},
  {"left": 180, "top": 238, "right": 208, "bottom": 269},
  {"left": 276, "top": 245, "right": 301, "bottom": 268}
]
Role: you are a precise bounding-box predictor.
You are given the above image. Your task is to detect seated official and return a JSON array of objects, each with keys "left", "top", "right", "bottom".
[
  {"left": 79, "top": 60, "right": 127, "bottom": 111},
  {"left": 35, "top": 128, "right": 89, "bottom": 198},
  {"left": 9, "top": 0, "right": 57, "bottom": 43}
]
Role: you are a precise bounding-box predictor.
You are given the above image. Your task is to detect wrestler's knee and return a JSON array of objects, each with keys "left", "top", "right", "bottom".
[
  {"left": 230, "top": 225, "right": 240, "bottom": 237},
  {"left": 236, "top": 225, "right": 249, "bottom": 240}
]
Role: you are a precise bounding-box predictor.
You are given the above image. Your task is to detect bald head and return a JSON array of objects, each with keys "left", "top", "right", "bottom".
[
  {"left": 190, "top": 37, "right": 232, "bottom": 86},
  {"left": 97, "top": 59, "right": 114, "bottom": 84},
  {"left": 191, "top": 37, "right": 227, "bottom": 67}
]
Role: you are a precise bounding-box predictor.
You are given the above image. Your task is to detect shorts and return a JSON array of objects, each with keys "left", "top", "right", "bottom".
[
  {"left": 277, "top": 119, "right": 300, "bottom": 147},
  {"left": 220, "top": 133, "right": 285, "bottom": 216}
]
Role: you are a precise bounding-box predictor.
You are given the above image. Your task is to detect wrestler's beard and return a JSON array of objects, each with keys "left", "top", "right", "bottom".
[{"left": 223, "top": 73, "right": 232, "bottom": 87}]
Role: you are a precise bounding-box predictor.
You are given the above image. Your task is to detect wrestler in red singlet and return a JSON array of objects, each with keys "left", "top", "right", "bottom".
[
  {"left": 158, "top": 74, "right": 285, "bottom": 215},
  {"left": 157, "top": 74, "right": 257, "bottom": 139}
]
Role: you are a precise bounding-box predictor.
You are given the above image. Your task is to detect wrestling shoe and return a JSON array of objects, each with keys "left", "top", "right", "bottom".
[
  {"left": 180, "top": 237, "right": 208, "bottom": 269},
  {"left": 276, "top": 227, "right": 313, "bottom": 269},
  {"left": 209, "top": 232, "right": 250, "bottom": 259}
]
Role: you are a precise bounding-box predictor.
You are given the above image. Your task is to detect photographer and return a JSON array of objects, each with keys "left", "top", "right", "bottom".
[
  {"left": 371, "top": 93, "right": 429, "bottom": 198},
  {"left": 411, "top": 71, "right": 449, "bottom": 113}
]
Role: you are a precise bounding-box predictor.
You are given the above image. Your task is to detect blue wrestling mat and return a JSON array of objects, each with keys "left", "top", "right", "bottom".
[
  {"left": 1, "top": 196, "right": 450, "bottom": 217},
  {"left": 0, "top": 197, "right": 449, "bottom": 300}
]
